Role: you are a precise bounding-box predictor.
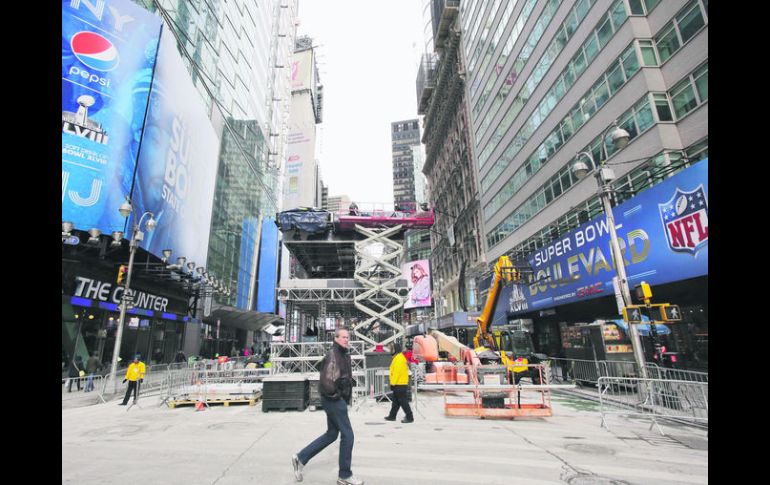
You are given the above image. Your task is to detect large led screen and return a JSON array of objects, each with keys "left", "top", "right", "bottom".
[
  {"left": 62, "top": 0, "right": 162, "bottom": 232},
  {"left": 131, "top": 30, "right": 220, "bottom": 268},
  {"left": 403, "top": 259, "right": 432, "bottom": 309}
]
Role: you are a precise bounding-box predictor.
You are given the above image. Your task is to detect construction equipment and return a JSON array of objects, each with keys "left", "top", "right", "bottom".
[{"left": 472, "top": 256, "right": 547, "bottom": 384}]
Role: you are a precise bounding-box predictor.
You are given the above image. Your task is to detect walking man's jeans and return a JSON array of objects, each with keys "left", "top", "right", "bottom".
[
  {"left": 297, "top": 396, "right": 354, "bottom": 479},
  {"left": 85, "top": 374, "right": 95, "bottom": 392},
  {"left": 386, "top": 385, "right": 413, "bottom": 420}
]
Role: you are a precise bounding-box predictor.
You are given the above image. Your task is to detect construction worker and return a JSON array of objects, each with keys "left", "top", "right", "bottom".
[
  {"left": 119, "top": 354, "right": 146, "bottom": 405},
  {"left": 385, "top": 343, "right": 414, "bottom": 423}
]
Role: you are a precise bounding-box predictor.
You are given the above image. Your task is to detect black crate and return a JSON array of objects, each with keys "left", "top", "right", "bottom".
[
  {"left": 262, "top": 398, "right": 307, "bottom": 412},
  {"left": 262, "top": 380, "right": 308, "bottom": 394}
]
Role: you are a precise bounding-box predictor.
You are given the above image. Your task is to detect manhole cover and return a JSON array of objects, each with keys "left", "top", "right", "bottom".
[
  {"left": 568, "top": 475, "right": 629, "bottom": 485},
  {"left": 564, "top": 444, "right": 616, "bottom": 455}
]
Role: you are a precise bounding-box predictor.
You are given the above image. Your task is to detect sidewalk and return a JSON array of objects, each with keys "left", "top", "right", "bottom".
[{"left": 62, "top": 391, "right": 707, "bottom": 485}]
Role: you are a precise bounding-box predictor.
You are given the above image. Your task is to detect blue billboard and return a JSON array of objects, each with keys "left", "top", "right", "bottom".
[
  {"left": 131, "top": 30, "right": 220, "bottom": 268},
  {"left": 61, "top": 0, "right": 161, "bottom": 232},
  {"left": 257, "top": 219, "right": 280, "bottom": 313},
  {"left": 496, "top": 159, "right": 709, "bottom": 319}
]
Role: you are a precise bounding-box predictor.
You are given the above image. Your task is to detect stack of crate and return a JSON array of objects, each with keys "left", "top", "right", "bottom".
[{"left": 261, "top": 375, "right": 308, "bottom": 412}]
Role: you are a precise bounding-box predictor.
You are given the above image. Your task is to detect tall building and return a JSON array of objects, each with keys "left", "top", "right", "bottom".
[
  {"left": 391, "top": 119, "right": 422, "bottom": 206},
  {"left": 61, "top": 0, "right": 297, "bottom": 370},
  {"left": 326, "top": 195, "right": 352, "bottom": 213},
  {"left": 463, "top": 0, "right": 707, "bottom": 363},
  {"left": 418, "top": 0, "right": 485, "bottom": 317}
]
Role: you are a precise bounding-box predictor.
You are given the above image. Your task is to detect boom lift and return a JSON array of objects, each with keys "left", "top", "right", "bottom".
[{"left": 473, "top": 256, "right": 547, "bottom": 384}]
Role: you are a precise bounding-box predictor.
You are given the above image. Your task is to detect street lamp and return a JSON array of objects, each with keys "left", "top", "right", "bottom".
[
  {"left": 572, "top": 122, "right": 648, "bottom": 378},
  {"left": 108, "top": 196, "right": 157, "bottom": 392}
]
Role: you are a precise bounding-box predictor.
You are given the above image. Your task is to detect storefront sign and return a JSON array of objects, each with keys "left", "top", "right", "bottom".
[{"left": 73, "top": 276, "right": 169, "bottom": 312}]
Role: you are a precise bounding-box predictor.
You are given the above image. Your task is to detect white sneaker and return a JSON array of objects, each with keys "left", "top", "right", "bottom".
[
  {"left": 291, "top": 454, "right": 303, "bottom": 482},
  {"left": 337, "top": 475, "right": 364, "bottom": 485}
]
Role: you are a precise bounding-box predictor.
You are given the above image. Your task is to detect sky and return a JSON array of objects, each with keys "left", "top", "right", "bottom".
[{"left": 296, "top": 0, "right": 427, "bottom": 207}]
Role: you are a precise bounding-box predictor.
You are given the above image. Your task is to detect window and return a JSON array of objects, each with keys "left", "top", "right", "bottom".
[
  {"left": 607, "top": 61, "right": 625, "bottom": 93},
  {"left": 584, "top": 35, "right": 599, "bottom": 62},
  {"left": 596, "top": 16, "right": 614, "bottom": 48},
  {"left": 638, "top": 40, "right": 658, "bottom": 66},
  {"left": 677, "top": 2, "right": 706, "bottom": 42},
  {"left": 655, "top": 24, "right": 680, "bottom": 63},
  {"left": 628, "top": 0, "right": 645, "bottom": 14},
  {"left": 693, "top": 63, "right": 708, "bottom": 101},
  {"left": 652, "top": 93, "right": 674, "bottom": 121},
  {"left": 670, "top": 80, "right": 698, "bottom": 118}
]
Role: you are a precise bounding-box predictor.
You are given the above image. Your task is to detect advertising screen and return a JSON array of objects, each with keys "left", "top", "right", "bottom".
[
  {"left": 131, "top": 30, "right": 220, "bottom": 268},
  {"left": 497, "top": 160, "right": 709, "bottom": 319},
  {"left": 403, "top": 259, "right": 432, "bottom": 309},
  {"left": 61, "top": 0, "right": 162, "bottom": 233},
  {"left": 257, "top": 218, "right": 279, "bottom": 313}
]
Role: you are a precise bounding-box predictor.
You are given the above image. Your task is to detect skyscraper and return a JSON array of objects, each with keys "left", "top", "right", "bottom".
[{"left": 391, "top": 119, "right": 422, "bottom": 207}]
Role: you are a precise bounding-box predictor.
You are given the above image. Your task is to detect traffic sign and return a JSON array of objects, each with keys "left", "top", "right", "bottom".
[{"left": 622, "top": 306, "right": 644, "bottom": 323}]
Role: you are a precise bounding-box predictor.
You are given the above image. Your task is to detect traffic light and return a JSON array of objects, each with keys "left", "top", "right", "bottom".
[
  {"left": 662, "top": 304, "right": 682, "bottom": 321},
  {"left": 117, "top": 265, "right": 128, "bottom": 285},
  {"left": 634, "top": 282, "right": 652, "bottom": 302},
  {"left": 622, "top": 305, "right": 644, "bottom": 323}
]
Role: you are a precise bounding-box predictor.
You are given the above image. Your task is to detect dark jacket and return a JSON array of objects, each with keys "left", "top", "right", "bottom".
[
  {"left": 68, "top": 358, "right": 83, "bottom": 378},
  {"left": 86, "top": 356, "right": 102, "bottom": 374},
  {"left": 319, "top": 342, "right": 353, "bottom": 403}
]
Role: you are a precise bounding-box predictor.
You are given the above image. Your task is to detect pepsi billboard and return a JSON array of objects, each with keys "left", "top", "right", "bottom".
[
  {"left": 62, "top": 0, "right": 162, "bottom": 232},
  {"left": 130, "top": 30, "right": 220, "bottom": 268},
  {"left": 494, "top": 160, "right": 709, "bottom": 321}
]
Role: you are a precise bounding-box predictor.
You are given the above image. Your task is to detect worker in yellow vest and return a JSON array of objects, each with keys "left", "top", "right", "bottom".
[
  {"left": 119, "top": 354, "right": 146, "bottom": 405},
  {"left": 384, "top": 343, "right": 414, "bottom": 423}
]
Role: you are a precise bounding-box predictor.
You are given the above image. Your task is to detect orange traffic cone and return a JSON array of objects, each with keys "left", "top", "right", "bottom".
[{"left": 195, "top": 400, "right": 205, "bottom": 411}]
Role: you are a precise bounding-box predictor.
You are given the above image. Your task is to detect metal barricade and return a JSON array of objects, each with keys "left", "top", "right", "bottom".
[
  {"left": 62, "top": 375, "right": 108, "bottom": 405},
  {"left": 597, "top": 377, "right": 708, "bottom": 434},
  {"left": 645, "top": 363, "right": 708, "bottom": 383},
  {"left": 365, "top": 368, "right": 391, "bottom": 402}
]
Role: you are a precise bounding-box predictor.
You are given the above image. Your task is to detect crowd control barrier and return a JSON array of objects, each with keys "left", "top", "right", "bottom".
[{"left": 597, "top": 377, "right": 708, "bottom": 434}]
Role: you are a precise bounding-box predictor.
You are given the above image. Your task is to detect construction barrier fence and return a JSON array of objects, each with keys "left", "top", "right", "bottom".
[{"left": 597, "top": 377, "right": 708, "bottom": 434}]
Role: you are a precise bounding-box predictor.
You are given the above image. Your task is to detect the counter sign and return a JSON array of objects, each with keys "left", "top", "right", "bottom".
[{"left": 659, "top": 185, "right": 708, "bottom": 255}]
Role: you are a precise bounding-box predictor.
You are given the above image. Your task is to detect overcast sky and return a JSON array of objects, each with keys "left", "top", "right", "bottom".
[{"left": 296, "top": 0, "right": 427, "bottom": 207}]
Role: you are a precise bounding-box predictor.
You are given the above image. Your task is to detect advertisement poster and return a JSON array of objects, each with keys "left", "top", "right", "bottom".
[
  {"left": 131, "top": 30, "right": 220, "bottom": 268},
  {"left": 403, "top": 259, "right": 432, "bottom": 309},
  {"left": 62, "top": 0, "right": 162, "bottom": 232},
  {"left": 498, "top": 160, "right": 709, "bottom": 318}
]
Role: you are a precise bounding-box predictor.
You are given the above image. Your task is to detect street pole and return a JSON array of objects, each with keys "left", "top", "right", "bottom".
[
  {"left": 598, "top": 178, "right": 648, "bottom": 379},
  {"left": 109, "top": 229, "right": 138, "bottom": 393}
]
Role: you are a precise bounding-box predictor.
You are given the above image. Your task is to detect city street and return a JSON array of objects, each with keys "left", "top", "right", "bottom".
[{"left": 62, "top": 391, "right": 707, "bottom": 484}]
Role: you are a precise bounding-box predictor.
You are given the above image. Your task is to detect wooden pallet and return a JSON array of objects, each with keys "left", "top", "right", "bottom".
[{"left": 168, "top": 396, "right": 258, "bottom": 408}]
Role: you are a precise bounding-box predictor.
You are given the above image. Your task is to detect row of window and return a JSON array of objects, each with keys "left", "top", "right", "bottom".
[
  {"left": 473, "top": 0, "right": 588, "bottom": 128},
  {"left": 485, "top": 92, "right": 659, "bottom": 249},
  {"left": 480, "top": 1, "right": 629, "bottom": 191},
  {"left": 483, "top": 40, "right": 643, "bottom": 217},
  {"left": 654, "top": 0, "right": 707, "bottom": 64},
  {"left": 481, "top": 4, "right": 708, "bottom": 209},
  {"left": 506, "top": 138, "right": 707, "bottom": 262},
  {"left": 478, "top": 0, "right": 627, "bottom": 172},
  {"left": 464, "top": 0, "right": 491, "bottom": 61},
  {"left": 486, "top": 55, "right": 708, "bottom": 252},
  {"left": 469, "top": 0, "right": 536, "bottom": 102},
  {"left": 467, "top": 0, "right": 503, "bottom": 75},
  {"left": 473, "top": 0, "right": 517, "bottom": 83}
]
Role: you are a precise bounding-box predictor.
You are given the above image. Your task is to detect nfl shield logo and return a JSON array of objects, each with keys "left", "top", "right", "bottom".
[{"left": 658, "top": 185, "right": 708, "bottom": 255}]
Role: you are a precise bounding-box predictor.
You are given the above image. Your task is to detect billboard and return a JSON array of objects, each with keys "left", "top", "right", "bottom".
[
  {"left": 291, "top": 49, "right": 314, "bottom": 92},
  {"left": 283, "top": 92, "right": 317, "bottom": 210},
  {"left": 498, "top": 159, "right": 709, "bottom": 319},
  {"left": 257, "top": 218, "right": 280, "bottom": 313},
  {"left": 62, "top": 0, "right": 162, "bottom": 233},
  {"left": 403, "top": 259, "right": 432, "bottom": 309},
  {"left": 131, "top": 30, "right": 220, "bottom": 268}
]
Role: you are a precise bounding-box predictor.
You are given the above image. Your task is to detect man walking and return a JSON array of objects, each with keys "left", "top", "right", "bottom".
[
  {"left": 384, "top": 343, "right": 414, "bottom": 423},
  {"left": 84, "top": 352, "right": 102, "bottom": 392},
  {"left": 292, "top": 328, "right": 363, "bottom": 485},
  {"left": 119, "top": 354, "right": 146, "bottom": 405}
]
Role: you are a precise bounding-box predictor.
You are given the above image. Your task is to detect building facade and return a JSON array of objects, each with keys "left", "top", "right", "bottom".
[
  {"left": 418, "top": 1, "right": 485, "bottom": 318},
  {"left": 391, "top": 119, "right": 422, "bottom": 206},
  {"left": 462, "top": 0, "right": 707, "bottom": 366}
]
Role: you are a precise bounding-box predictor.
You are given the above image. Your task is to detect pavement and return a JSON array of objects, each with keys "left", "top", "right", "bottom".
[{"left": 62, "top": 390, "right": 707, "bottom": 485}]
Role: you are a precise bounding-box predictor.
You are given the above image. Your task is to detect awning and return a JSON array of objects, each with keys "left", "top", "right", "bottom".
[
  {"left": 203, "top": 304, "right": 284, "bottom": 333},
  {"left": 613, "top": 319, "right": 671, "bottom": 337}
]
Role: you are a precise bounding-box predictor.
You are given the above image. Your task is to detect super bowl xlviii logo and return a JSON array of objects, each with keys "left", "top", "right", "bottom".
[
  {"left": 658, "top": 185, "right": 708, "bottom": 255},
  {"left": 62, "top": 95, "right": 108, "bottom": 145}
]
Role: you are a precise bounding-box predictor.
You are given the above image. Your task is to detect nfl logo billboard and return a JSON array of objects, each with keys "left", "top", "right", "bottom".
[{"left": 658, "top": 185, "right": 708, "bottom": 256}]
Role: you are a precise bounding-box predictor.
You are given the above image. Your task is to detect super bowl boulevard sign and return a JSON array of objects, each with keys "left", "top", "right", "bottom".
[
  {"left": 61, "top": 0, "right": 162, "bottom": 233},
  {"left": 131, "top": 30, "right": 220, "bottom": 268},
  {"left": 493, "top": 159, "right": 708, "bottom": 321}
]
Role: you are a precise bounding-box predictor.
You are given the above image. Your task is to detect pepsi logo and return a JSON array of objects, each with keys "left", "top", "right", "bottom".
[{"left": 70, "top": 31, "right": 119, "bottom": 72}]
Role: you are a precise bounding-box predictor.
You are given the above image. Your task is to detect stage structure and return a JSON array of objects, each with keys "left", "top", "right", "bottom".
[{"left": 276, "top": 204, "right": 435, "bottom": 351}]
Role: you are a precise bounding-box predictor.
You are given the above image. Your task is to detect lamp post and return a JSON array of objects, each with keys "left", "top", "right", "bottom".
[
  {"left": 108, "top": 197, "right": 157, "bottom": 392},
  {"left": 572, "top": 122, "right": 648, "bottom": 378}
]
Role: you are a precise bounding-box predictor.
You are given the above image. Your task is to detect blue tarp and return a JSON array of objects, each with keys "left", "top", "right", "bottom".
[
  {"left": 612, "top": 318, "right": 671, "bottom": 336},
  {"left": 277, "top": 208, "right": 330, "bottom": 234}
]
